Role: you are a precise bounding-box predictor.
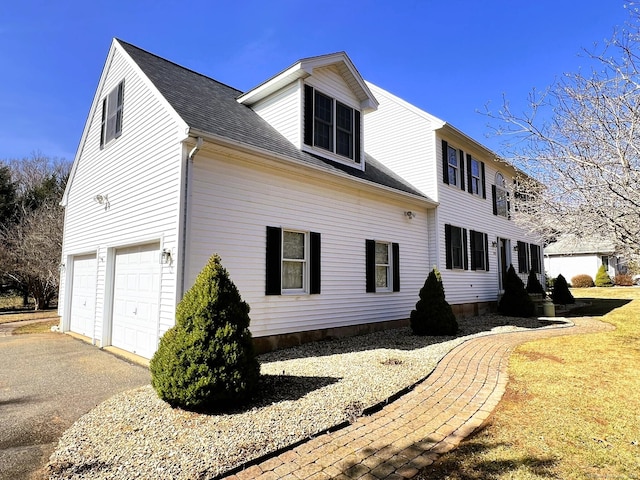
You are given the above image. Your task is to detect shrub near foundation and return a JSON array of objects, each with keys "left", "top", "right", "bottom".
[
  {"left": 498, "top": 265, "right": 536, "bottom": 317},
  {"left": 571, "top": 274, "right": 594, "bottom": 288},
  {"left": 150, "top": 254, "right": 259, "bottom": 411},
  {"left": 410, "top": 267, "right": 458, "bottom": 336}
]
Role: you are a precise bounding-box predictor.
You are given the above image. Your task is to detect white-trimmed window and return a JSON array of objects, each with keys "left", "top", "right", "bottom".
[
  {"left": 470, "top": 230, "right": 489, "bottom": 271},
  {"left": 304, "top": 85, "right": 361, "bottom": 163},
  {"left": 467, "top": 156, "right": 485, "bottom": 197},
  {"left": 365, "top": 240, "right": 400, "bottom": 292},
  {"left": 492, "top": 173, "right": 509, "bottom": 218},
  {"left": 266, "top": 227, "right": 321, "bottom": 295},
  {"left": 375, "top": 242, "right": 391, "bottom": 290},
  {"left": 441, "top": 140, "right": 465, "bottom": 190},
  {"left": 100, "top": 81, "right": 124, "bottom": 148},
  {"left": 282, "top": 230, "right": 306, "bottom": 291},
  {"left": 445, "top": 224, "right": 468, "bottom": 270}
]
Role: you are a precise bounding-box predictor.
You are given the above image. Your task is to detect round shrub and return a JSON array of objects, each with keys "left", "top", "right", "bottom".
[
  {"left": 150, "top": 254, "right": 260, "bottom": 411},
  {"left": 571, "top": 274, "right": 594, "bottom": 288},
  {"left": 551, "top": 273, "right": 575, "bottom": 305},
  {"left": 498, "top": 264, "right": 536, "bottom": 317},
  {"left": 595, "top": 264, "right": 613, "bottom": 287},
  {"left": 410, "top": 267, "right": 458, "bottom": 336},
  {"left": 614, "top": 273, "right": 634, "bottom": 286}
]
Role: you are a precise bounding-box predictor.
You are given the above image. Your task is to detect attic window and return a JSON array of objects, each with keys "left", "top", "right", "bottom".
[
  {"left": 304, "top": 85, "right": 361, "bottom": 163},
  {"left": 100, "top": 81, "right": 124, "bottom": 148}
]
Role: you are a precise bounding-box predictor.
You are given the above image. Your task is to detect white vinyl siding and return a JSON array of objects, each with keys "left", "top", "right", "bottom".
[
  {"left": 250, "top": 81, "right": 301, "bottom": 147},
  {"left": 59, "top": 43, "right": 184, "bottom": 347},
  {"left": 187, "top": 152, "right": 432, "bottom": 338},
  {"left": 364, "top": 82, "right": 439, "bottom": 200}
]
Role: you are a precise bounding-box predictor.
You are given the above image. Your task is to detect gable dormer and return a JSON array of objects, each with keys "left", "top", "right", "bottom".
[{"left": 238, "top": 52, "right": 378, "bottom": 170}]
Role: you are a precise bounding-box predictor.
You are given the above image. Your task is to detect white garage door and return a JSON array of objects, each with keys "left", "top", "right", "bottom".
[
  {"left": 69, "top": 254, "right": 97, "bottom": 337},
  {"left": 112, "top": 242, "right": 161, "bottom": 359}
]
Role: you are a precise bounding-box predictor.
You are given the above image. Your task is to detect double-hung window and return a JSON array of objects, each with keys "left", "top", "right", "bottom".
[
  {"left": 100, "top": 81, "right": 124, "bottom": 148},
  {"left": 470, "top": 230, "right": 489, "bottom": 271},
  {"left": 266, "top": 227, "right": 321, "bottom": 295},
  {"left": 441, "top": 140, "right": 465, "bottom": 190},
  {"left": 304, "top": 85, "right": 361, "bottom": 163},
  {"left": 492, "top": 173, "right": 510, "bottom": 218},
  {"left": 366, "top": 240, "right": 400, "bottom": 292},
  {"left": 467, "top": 156, "right": 485, "bottom": 197},
  {"left": 445, "top": 224, "right": 468, "bottom": 270}
]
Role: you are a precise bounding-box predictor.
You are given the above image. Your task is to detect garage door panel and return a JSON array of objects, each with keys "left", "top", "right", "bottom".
[
  {"left": 111, "top": 243, "right": 160, "bottom": 359},
  {"left": 69, "top": 254, "right": 96, "bottom": 337}
]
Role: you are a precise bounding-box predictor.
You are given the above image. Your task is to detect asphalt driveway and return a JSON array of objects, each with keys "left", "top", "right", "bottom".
[{"left": 0, "top": 329, "right": 150, "bottom": 480}]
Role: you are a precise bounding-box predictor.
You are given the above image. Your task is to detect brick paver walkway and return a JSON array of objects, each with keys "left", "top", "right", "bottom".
[{"left": 223, "top": 317, "right": 612, "bottom": 479}]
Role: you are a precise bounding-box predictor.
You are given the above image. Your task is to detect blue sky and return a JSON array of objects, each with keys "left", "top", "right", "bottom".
[{"left": 0, "top": 1, "right": 631, "bottom": 162}]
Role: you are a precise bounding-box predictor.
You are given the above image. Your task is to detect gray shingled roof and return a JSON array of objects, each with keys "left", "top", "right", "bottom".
[
  {"left": 117, "top": 40, "right": 429, "bottom": 200},
  {"left": 544, "top": 235, "right": 617, "bottom": 255}
]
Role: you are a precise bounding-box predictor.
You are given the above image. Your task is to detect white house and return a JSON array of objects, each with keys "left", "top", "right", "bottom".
[
  {"left": 59, "top": 39, "right": 542, "bottom": 360},
  {"left": 364, "top": 84, "right": 544, "bottom": 314},
  {"left": 544, "top": 235, "right": 622, "bottom": 282}
]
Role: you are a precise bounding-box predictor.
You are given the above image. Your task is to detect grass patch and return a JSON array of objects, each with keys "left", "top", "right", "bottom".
[
  {"left": 419, "top": 287, "right": 640, "bottom": 480},
  {"left": 12, "top": 319, "right": 60, "bottom": 334}
]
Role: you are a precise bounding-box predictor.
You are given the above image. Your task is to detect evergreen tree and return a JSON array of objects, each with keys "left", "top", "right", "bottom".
[
  {"left": 551, "top": 273, "right": 575, "bottom": 304},
  {"left": 498, "top": 265, "right": 536, "bottom": 317},
  {"left": 410, "top": 267, "right": 458, "bottom": 336},
  {"left": 526, "top": 269, "right": 546, "bottom": 296},
  {"left": 595, "top": 264, "right": 613, "bottom": 287},
  {"left": 150, "top": 254, "right": 260, "bottom": 411}
]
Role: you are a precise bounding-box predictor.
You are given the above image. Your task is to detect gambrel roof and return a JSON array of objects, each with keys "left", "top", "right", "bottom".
[{"left": 116, "top": 40, "right": 430, "bottom": 201}]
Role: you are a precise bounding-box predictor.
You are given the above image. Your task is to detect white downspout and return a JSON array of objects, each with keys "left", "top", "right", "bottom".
[{"left": 178, "top": 137, "right": 203, "bottom": 299}]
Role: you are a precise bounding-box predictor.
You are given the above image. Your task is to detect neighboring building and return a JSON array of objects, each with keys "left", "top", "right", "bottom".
[
  {"left": 59, "top": 39, "right": 542, "bottom": 359},
  {"left": 544, "top": 235, "right": 623, "bottom": 282}
]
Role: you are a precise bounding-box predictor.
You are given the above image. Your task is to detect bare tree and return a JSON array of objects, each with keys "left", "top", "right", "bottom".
[
  {"left": 0, "top": 154, "right": 70, "bottom": 309},
  {"left": 487, "top": 4, "right": 640, "bottom": 261}
]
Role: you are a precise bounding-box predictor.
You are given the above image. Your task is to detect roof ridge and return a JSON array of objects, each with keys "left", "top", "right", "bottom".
[{"left": 115, "top": 38, "right": 243, "bottom": 95}]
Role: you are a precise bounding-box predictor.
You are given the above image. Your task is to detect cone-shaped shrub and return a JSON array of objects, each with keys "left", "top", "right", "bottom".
[
  {"left": 526, "top": 270, "right": 546, "bottom": 296},
  {"left": 551, "top": 273, "right": 575, "bottom": 305},
  {"left": 410, "top": 267, "right": 458, "bottom": 336},
  {"left": 498, "top": 264, "right": 536, "bottom": 317},
  {"left": 595, "top": 264, "right": 613, "bottom": 287},
  {"left": 150, "top": 254, "right": 260, "bottom": 411}
]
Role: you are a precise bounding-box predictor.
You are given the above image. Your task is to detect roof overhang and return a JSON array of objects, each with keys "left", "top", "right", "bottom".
[{"left": 237, "top": 52, "right": 379, "bottom": 112}]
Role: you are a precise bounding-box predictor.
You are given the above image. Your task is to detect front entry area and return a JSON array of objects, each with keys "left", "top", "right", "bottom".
[{"left": 111, "top": 242, "right": 161, "bottom": 359}]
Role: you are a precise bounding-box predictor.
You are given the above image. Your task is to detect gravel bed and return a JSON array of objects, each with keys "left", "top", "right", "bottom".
[{"left": 46, "top": 314, "right": 569, "bottom": 479}]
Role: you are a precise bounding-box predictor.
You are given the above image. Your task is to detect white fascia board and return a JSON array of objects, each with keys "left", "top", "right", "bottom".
[{"left": 237, "top": 63, "right": 311, "bottom": 105}]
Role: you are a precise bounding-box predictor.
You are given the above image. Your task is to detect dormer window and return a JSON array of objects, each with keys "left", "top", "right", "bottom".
[{"left": 304, "top": 85, "right": 361, "bottom": 164}]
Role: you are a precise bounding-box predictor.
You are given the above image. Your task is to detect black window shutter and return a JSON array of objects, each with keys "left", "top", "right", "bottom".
[
  {"left": 265, "top": 226, "right": 282, "bottom": 295},
  {"left": 507, "top": 191, "right": 511, "bottom": 219},
  {"left": 466, "top": 154, "right": 473, "bottom": 194},
  {"left": 392, "top": 243, "right": 400, "bottom": 292},
  {"left": 463, "top": 228, "right": 469, "bottom": 270},
  {"left": 530, "top": 244, "right": 540, "bottom": 274},
  {"left": 310, "top": 232, "right": 321, "bottom": 294},
  {"left": 303, "top": 85, "right": 314, "bottom": 146},
  {"left": 459, "top": 150, "right": 465, "bottom": 191},
  {"left": 484, "top": 233, "right": 490, "bottom": 271},
  {"left": 365, "top": 239, "right": 376, "bottom": 292},
  {"left": 517, "top": 241, "right": 528, "bottom": 273},
  {"left": 470, "top": 230, "right": 478, "bottom": 271},
  {"left": 445, "top": 224, "right": 452, "bottom": 269},
  {"left": 100, "top": 98, "right": 107, "bottom": 148},
  {"left": 481, "top": 162, "right": 486, "bottom": 198},
  {"left": 354, "top": 110, "right": 361, "bottom": 163},
  {"left": 115, "top": 81, "right": 124, "bottom": 138},
  {"left": 492, "top": 185, "right": 498, "bottom": 215},
  {"left": 441, "top": 140, "right": 449, "bottom": 184}
]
